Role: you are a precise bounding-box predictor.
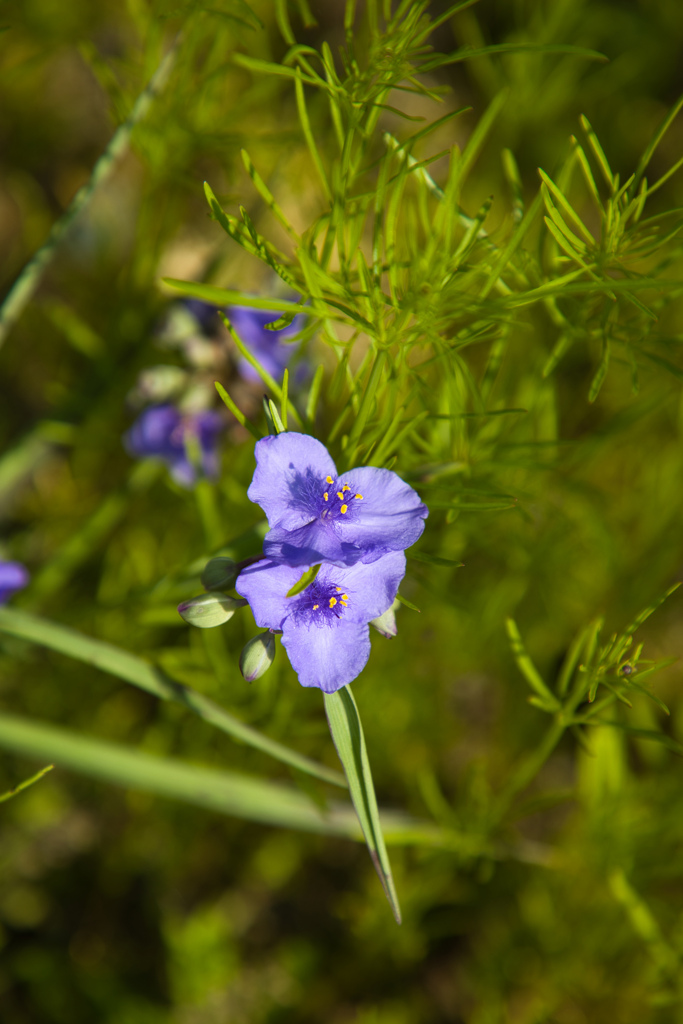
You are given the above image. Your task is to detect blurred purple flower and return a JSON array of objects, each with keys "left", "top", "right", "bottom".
[
  {"left": 183, "top": 298, "right": 221, "bottom": 335},
  {"left": 248, "top": 432, "right": 428, "bottom": 567},
  {"left": 0, "top": 561, "right": 29, "bottom": 604},
  {"left": 124, "top": 404, "right": 223, "bottom": 487},
  {"left": 236, "top": 551, "right": 406, "bottom": 693},
  {"left": 228, "top": 305, "right": 305, "bottom": 383}
]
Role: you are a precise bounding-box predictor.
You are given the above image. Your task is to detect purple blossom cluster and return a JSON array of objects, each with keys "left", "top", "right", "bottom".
[
  {"left": 236, "top": 433, "right": 428, "bottom": 693},
  {"left": 124, "top": 300, "right": 306, "bottom": 488},
  {"left": 124, "top": 404, "right": 223, "bottom": 488}
]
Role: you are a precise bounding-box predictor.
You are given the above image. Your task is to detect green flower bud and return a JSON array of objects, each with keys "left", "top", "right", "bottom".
[
  {"left": 200, "top": 557, "right": 238, "bottom": 592},
  {"left": 239, "top": 631, "right": 276, "bottom": 682},
  {"left": 177, "top": 591, "right": 247, "bottom": 628},
  {"left": 370, "top": 598, "right": 400, "bottom": 638}
]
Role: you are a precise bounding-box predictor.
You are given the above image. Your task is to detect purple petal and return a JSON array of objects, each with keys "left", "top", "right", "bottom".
[
  {"left": 282, "top": 619, "right": 371, "bottom": 693},
  {"left": 124, "top": 405, "right": 182, "bottom": 460},
  {"left": 334, "top": 465, "right": 428, "bottom": 561},
  {"left": 248, "top": 432, "right": 337, "bottom": 531},
  {"left": 235, "top": 559, "right": 301, "bottom": 630},
  {"left": 124, "top": 405, "right": 223, "bottom": 488},
  {"left": 324, "top": 551, "right": 406, "bottom": 624},
  {"left": 229, "top": 306, "right": 305, "bottom": 384},
  {"left": 263, "top": 520, "right": 360, "bottom": 567},
  {"left": 0, "top": 561, "right": 30, "bottom": 605},
  {"left": 183, "top": 298, "right": 221, "bottom": 334},
  {"left": 229, "top": 306, "right": 304, "bottom": 345}
]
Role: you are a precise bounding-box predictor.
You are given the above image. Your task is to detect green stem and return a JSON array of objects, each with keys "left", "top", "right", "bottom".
[{"left": 0, "top": 35, "right": 181, "bottom": 347}]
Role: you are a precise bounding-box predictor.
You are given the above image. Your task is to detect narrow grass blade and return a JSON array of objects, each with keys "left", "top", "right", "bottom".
[
  {"left": 281, "top": 368, "right": 289, "bottom": 430},
  {"left": 624, "top": 583, "right": 681, "bottom": 636},
  {"left": 0, "top": 608, "right": 346, "bottom": 788},
  {"left": 220, "top": 313, "right": 303, "bottom": 427},
  {"left": 506, "top": 618, "right": 561, "bottom": 711},
  {"left": 324, "top": 686, "right": 402, "bottom": 923},
  {"left": 214, "top": 382, "right": 262, "bottom": 439},
  {"left": 305, "top": 363, "right": 325, "bottom": 427},
  {"left": 0, "top": 713, "right": 349, "bottom": 833},
  {"left": 0, "top": 764, "right": 53, "bottom": 805},
  {"left": 580, "top": 115, "right": 614, "bottom": 189},
  {"left": 588, "top": 338, "right": 610, "bottom": 402},
  {"left": 295, "top": 68, "right": 331, "bottom": 201},
  {"left": 539, "top": 169, "right": 595, "bottom": 247},
  {"left": 0, "top": 35, "right": 180, "bottom": 348},
  {"left": 344, "top": 351, "right": 386, "bottom": 463},
  {"left": 631, "top": 93, "right": 683, "bottom": 198},
  {"left": 241, "top": 149, "right": 299, "bottom": 238},
  {"left": 165, "top": 279, "right": 307, "bottom": 316}
]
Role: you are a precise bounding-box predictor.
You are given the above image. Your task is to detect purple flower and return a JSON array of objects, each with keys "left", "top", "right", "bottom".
[
  {"left": 228, "top": 305, "right": 305, "bottom": 383},
  {"left": 0, "top": 561, "right": 29, "bottom": 604},
  {"left": 247, "top": 432, "right": 428, "bottom": 567},
  {"left": 236, "top": 551, "right": 406, "bottom": 692},
  {"left": 124, "top": 404, "right": 223, "bottom": 488},
  {"left": 183, "top": 298, "right": 221, "bottom": 335}
]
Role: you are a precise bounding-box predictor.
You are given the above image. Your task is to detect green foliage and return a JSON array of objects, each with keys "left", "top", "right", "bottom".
[{"left": 2, "top": 0, "right": 683, "bottom": 1019}]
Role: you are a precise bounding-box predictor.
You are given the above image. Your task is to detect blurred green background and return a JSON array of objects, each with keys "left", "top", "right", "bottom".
[{"left": 2, "top": 0, "right": 683, "bottom": 1021}]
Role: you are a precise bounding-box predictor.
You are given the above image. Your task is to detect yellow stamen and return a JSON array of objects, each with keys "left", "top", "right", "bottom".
[
  {"left": 340, "top": 504, "right": 348, "bottom": 514},
  {"left": 326, "top": 476, "right": 333, "bottom": 484},
  {"left": 355, "top": 494, "right": 363, "bottom": 500},
  {"left": 336, "top": 587, "right": 342, "bottom": 592},
  {"left": 342, "top": 594, "right": 348, "bottom": 600},
  {"left": 329, "top": 597, "right": 337, "bottom": 608},
  {"left": 340, "top": 600, "right": 348, "bottom": 607},
  {"left": 336, "top": 491, "right": 344, "bottom": 500},
  {"left": 323, "top": 492, "right": 328, "bottom": 501},
  {"left": 312, "top": 604, "right": 319, "bottom": 610},
  {"left": 342, "top": 484, "right": 350, "bottom": 492}
]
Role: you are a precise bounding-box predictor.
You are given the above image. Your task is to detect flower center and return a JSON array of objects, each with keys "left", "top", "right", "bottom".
[
  {"left": 295, "top": 578, "right": 350, "bottom": 626},
  {"left": 319, "top": 475, "right": 363, "bottom": 520}
]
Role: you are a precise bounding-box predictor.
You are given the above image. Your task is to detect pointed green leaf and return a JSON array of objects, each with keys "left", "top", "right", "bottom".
[
  {"left": 286, "top": 563, "right": 321, "bottom": 597},
  {"left": 214, "top": 381, "right": 262, "bottom": 439},
  {"left": 324, "top": 686, "right": 402, "bottom": 923},
  {"left": 395, "top": 592, "right": 421, "bottom": 613},
  {"left": 305, "top": 363, "right": 324, "bottom": 427},
  {"left": 506, "top": 618, "right": 561, "bottom": 711},
  {"left": 263, "top": 397, "right": 286, "bottom": 435}
]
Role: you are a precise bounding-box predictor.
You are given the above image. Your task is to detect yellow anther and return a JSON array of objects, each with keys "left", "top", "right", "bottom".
[
  {"left": 336, "top": 587, "right": 342, "bottom": 592},
  {"left": 312, "top": 604, "right": 319, "bottom": 610},
  {"left": 340, "top": 600, "right": 348, "bottom": 607},
  {"left": 326, "top": 476, "right": 333, "bottom": 484},
  {"left": 354, "top": 494, "right": 363, "bottom": 500},
  {"left": 342, "top": 594, "right": 348, "bottom": 600},
  {"left": 329, "top": 597, "right": 337, "bottom": 608},
  {"left": 323, "top": 492, "right": 328, "bottom": 501},
  {"left": 340, "top": 504, "right": 348, "bottom": 514},
  {"left": 342, "top": 484, "right": 350, "bottom": 492},
  {"left": 336, "top": 491, "right": 344, "bottom": 500}
]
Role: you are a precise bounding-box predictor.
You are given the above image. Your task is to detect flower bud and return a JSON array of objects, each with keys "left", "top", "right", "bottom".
[
  {"left": 200, "top": 557, "right": 238, "bottom": 592},
  {"left": 177, "top": 591, "right": 246, "bottom": 628},
  {"left": 239, "top": 631, "right": 276, "bottom": 682},
  {"left": 370, "top": 598, "right": 400, "bottom": 638}
]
